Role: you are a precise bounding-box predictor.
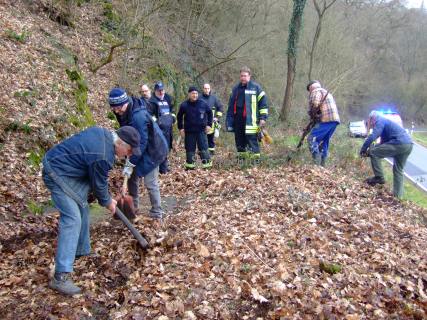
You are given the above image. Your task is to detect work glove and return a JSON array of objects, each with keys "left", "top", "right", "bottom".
[
  {"left": 122, "top": 158, "right": 136, "bottom": 178},
  {"left": 259, "top": 119, "right": 266, "bottom": 128},
  {"left": 359, "top": 150, "right": 369, "bottom": 158}
]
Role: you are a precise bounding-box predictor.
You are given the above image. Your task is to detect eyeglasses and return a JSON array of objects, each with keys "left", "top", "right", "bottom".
[{"left": 111, "top": 104, "right": 126, "bottom": 110}]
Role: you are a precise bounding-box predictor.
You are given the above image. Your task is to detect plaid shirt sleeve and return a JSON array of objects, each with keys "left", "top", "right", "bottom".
[{"left": 309, "top": 89, "right": 340, "bottom": 123}]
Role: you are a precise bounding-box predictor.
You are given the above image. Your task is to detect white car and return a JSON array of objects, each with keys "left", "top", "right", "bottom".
[{"left": 348, "top": 120, "right": 367, "bottom": 138}]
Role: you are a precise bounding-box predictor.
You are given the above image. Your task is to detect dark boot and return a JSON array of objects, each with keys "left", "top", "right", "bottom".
[
  {"left": 49, "top": 272, "right": 81, "bottom": 295},
  {"left": 320, "top": 157, "right": 327, "bottom": 167},
  {"left": 365, "top": 176, "right": 385, "bottom": 186},
  {"left": 312, "top": 153, "right": 321, "bottom": 165}
]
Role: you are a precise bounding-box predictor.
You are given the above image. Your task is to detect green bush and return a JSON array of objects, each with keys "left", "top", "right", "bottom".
[
  {"left": 5, "top": 29, "right": 29, "bottom": 43},
  {"left": 27, "top": 200, "right": 44, "bottom": 215},
  {"left": 27, "top": 148, "right": 45, "bottom": 169}
]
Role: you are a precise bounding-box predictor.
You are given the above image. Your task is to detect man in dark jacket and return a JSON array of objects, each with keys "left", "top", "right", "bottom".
[
  {"left": 177, "top": 86, "right": 213, "bottom": 169},
  {"left": 360, "top": 111, "right": 413, "bottom": 198},
  {"left": 42, "top": 125, "right": 141, "bottom": 295},
  {"left": 226, "top": 66, "right": 268, "bottom": 159},
  {"left": 200, "top": 83, "right": 223, "bottom": 155},
  {"left": 148, "top": 81, "right": 175, "bottom": 174},
  {"left": 109, "top": 88, "right": 166, "bottom": 219}
]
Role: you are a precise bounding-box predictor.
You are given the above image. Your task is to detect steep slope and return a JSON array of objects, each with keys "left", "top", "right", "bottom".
[{"left": 0, "top": 0, "right": 121, "bottom": 217}]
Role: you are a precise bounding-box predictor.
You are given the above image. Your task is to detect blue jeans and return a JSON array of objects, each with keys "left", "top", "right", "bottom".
[
  {"left": 308, "top": 121, "right": 339, "bottom": 163},
  {"left": 43, "top": 173, "right": 91, "bottom": 273}
]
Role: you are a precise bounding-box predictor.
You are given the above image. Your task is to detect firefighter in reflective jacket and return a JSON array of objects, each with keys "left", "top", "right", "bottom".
[
  {"left": 200, "top": 83, "right": 223, "bottom": 155},
  {"left": 226, "top": 66, "right": 268, "bottom": 158},
  {"left": 148, "top": 81, "right": 175, "bottom": 174}
]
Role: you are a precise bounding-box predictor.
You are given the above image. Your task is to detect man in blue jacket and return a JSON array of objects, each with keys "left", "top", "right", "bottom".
[
  {"left": 226, "top": 66, "right": 268, "bottom": 159},
  {"left": 42, "top": 125, "right": 141, "bottom": 295},
  {"left": 109, "top": 88, "right": 166, "bottom": 219},
  {"left": 360, "top": 111, "right": 413, "bottom": 198},
  {"left": 177, "top": 86, "right": 213, "bottom": 169},
  {"left": 148, "top": 81, "right": 175, "bottom": 174}
]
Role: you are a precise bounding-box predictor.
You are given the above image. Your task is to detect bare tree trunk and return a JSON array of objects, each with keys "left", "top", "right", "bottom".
[
  {"left": 308, "top": 0, "right": 338, "bottom": 80},
  {"left": 280, "top": 0, "right": 307, "bottom": 122},
  {"left": 308, "top": 14, "right": 322, "bottom": 80},
  {"left": 281, "top": 57, "right": 297, "bottom": 121}
]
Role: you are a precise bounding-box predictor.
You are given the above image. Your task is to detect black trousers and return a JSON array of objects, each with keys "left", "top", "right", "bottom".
[
  {"left": 234, "top": 115, "right": 260, "bottom": 153},
  {"left": 185, "top": 132, "right": 211, "bottom": 164}
]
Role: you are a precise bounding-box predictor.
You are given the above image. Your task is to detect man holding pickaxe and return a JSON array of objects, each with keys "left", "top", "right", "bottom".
[{"left": 306, "top": 80, "right": 340, "bottom": 166}]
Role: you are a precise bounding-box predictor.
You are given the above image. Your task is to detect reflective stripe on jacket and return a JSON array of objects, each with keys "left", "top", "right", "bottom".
[{"left": 226, "top": 80, "right": 268, "bottom": 134}]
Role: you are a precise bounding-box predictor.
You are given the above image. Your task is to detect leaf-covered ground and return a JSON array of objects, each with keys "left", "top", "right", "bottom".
[
  {"left": 1, "top": 1, "right": 427, "bottom": 319},
  {"left": 1, "top": 154, "right": 426, "bottom": 319}
]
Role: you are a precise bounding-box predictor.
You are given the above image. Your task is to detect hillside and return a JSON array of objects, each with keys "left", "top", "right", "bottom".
[{"left": 0, "top": 1, "right": 427, "bottom": 319}]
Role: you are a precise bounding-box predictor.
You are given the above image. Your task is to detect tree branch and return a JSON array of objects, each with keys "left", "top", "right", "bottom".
[{"left": 89, "top": 42, "right": 125, "bottom": 74}]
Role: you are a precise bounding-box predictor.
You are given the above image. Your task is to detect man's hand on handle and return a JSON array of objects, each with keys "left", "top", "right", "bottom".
[{"left": 107, "top": 198, "right": 117, "bottom": 215}]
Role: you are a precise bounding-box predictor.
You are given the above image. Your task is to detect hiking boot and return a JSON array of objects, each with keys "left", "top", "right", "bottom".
[
  {"left": 320, "top": 157, "right": 327, "bottom": 167},
  {"left": 365, "top": 176, "right": 385, "bottom": 186},
  {"left": 49, "top": 272, "right": 81, "bottom": 296}
]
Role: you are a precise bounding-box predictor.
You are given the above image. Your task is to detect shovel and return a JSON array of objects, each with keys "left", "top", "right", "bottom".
[
  {"left": 115, "top": 206, "right": 149, "bottom": 249},
  {"left": 114, "top": 175, "right": 149, "bottom": 249},
  {"left": 285, "top": 119, "right": 316, "bottom": 163}
]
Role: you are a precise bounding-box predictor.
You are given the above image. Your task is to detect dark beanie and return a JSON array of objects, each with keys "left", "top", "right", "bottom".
[
  {"left": 116, "top": 126, "right": 141, "bottom": 157},
  {"left": 188, "top": 86, "right": 198, "bottom": 93},
  {"left": 109, "top": 88, "right": 129, "bottom": 107}
]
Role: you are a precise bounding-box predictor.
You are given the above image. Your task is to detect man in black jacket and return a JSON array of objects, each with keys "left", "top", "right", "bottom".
[
  {"left": 148, "top": 81, "right": 175, "bottom": 174},
  {"left": 177, "top": 86, "right": 213, "bottom": 170},
  {"left": 200, "top": 83, "right": 223, "bottom": 155}
]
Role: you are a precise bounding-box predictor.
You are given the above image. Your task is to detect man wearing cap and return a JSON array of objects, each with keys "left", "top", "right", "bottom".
[
  {"left": 360, "top": 111, "right": 413, "bottom": 198},
  {"left": 177, "top": 86, "right": 213, "bottom": 169},
  {"left": 226, "top": 66, "right": 268, "bottom": 159},
  {"left": 42, "top": 125, "right": 141, "bottom": 295},
  {"left": 148, "top": 81, "right": 175, "bottom": 174},
  {"left": 109, "top": 88, "right": 165, "bottom": 220},
  {"left": 306, "top": 80, "right": 340, "bottom": 166},
  {"left": 200, "top": 83, "right": 223, "bottom": 155}
]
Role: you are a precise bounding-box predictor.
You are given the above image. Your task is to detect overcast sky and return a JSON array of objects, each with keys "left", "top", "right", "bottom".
[{"left": 405, "top": 0, "right": 424, "bottom": 8}]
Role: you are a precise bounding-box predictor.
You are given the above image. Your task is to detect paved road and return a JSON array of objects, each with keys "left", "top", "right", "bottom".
[{"left": 387, "top": 142, "right": 427, "bottom": 192}]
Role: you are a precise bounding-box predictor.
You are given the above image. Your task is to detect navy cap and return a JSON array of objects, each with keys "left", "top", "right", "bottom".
[
  {"left": 154, "top": 81, "right": 164, "bottom": 91},
  {"left": 188, "top": 86, "right": 198, "bottom": 93},
  {"left": 116, "top": 126, "right": 141, "bottom": 157}
]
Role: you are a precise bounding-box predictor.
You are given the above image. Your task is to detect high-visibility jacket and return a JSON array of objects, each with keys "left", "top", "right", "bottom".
[
  {"left": 200, "top": 93, "right": 223, "bottom": 134},
  {"left": 226, "top": 80, "right": 268, "bottom": 134}
]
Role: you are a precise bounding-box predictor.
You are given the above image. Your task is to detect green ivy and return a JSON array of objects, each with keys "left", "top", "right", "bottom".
[
  {"left": 65, "top": 69, "right": 95, "bottom": 129},
  {"left": 287, "top": 0, "right": 307, "bottom": 57}
]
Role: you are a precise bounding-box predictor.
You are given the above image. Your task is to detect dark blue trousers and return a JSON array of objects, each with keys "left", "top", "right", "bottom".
[{"left": 185, "top": 132, "right": 211, "bottom": 166}]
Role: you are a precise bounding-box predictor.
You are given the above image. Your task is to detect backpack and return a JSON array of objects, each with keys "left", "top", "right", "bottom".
[{"left": 146, "top": 116, "right": 168, "bottom": 165}]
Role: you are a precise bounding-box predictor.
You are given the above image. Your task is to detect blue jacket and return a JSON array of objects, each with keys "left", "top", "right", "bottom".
[
  {"left": 226, "top": 80, "right": 268, "bottom": 134},
  {"left": 42, "top": 127, "right": 115, "bottom": 208},
  {"left": 177, "top": 98, "right": 212, "bottom": 133},
  {"left": 115, "top": 97, "right": 158, "bottom": 177},
  {"left": 361, "top": 117, "right": 412, "bottom": 153}
]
